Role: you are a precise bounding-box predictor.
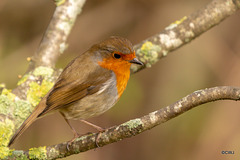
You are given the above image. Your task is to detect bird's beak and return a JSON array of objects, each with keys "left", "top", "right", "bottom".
[{"left": 129, "top": 58, "right": 143, "bottom": 65}]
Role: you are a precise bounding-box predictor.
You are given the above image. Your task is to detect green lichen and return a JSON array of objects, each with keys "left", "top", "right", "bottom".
[
  {"left": 8, "top": 150, "right": 28, "bottom": 160},
  {"left": 54, "top": 0, "right": 66, "bottom": 6},
  {"left": 28, "top": 146, "right": 47, "bottom": 160},
  {"left": 18, "top": 67, "right": 54, "bottom": 87},
  {"left": 16, "top": 155, "right": 28, "bottom": 160},
  {"left": 121, "top": 118, "right": 143, "bottom": 130},
  {"left": 136, "top": 41, "right": 161, "bottom": 68},
  {"left": 27, "top": 80, "right": 53, "bottom": 106},
  {"left": 162, "top": 50, "right": 169, "bottom": 57},
  {"left": 47, "top": 147, "right": 60, "bottom": 159},
  {"left": 14, "top": 100, "right": 32, "bottom": 127},
  {"left": 0, "top": 118, "right": 14, "bottom": 146},
  {"left": 27, "top": 82, "right": 41, "bottom": 106},
  {"left": 0, "top": 83, "right": 6, "bottom": 88},
  {"left": 2, "top": 88, "right": 16, "bottom": 101},
  {"left": 75, "top": 134, "right": 93, "bottom": 142},
  {"left": 0, "top": 89, "right": 33, "bottom": 128},
  {"left": 29, "top": 146, "right": 47, "bottom": 160},
  {"left": 0, "top": 95, "right": 15, "bottom": 115},
  {"left": 0, "top": 146, "right": 11, "bottom": 159},
  {"left": 17, "top": 75, "right": 29, "bottom": 86},
  {"left": 166, "top": 16, "right": 187, "bottom": 30},
  {"left": 173, "top": 16, "right": 187, "bottom": 25},
  {"left": 18, "top": 67, "right": 54, "bottom": 106},
  {"left": 33, "top": 66, "right": 54, "bottom": 77},
  {"left": 0, "top": 118, "right": 14, "bottom": 159}
]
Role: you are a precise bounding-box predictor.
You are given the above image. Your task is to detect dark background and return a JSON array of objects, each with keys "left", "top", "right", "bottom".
[{"left": 1, "top": 0, "right": 240, "bottom": 159}]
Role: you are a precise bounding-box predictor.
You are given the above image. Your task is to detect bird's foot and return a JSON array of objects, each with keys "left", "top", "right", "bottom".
[{"left": 66, "top": 132, "right": 80, "bottom": 151}]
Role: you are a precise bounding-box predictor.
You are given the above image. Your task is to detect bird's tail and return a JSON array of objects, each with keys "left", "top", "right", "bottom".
[{"left": 8, "top": 97, "right": 47, "bottom": 147}]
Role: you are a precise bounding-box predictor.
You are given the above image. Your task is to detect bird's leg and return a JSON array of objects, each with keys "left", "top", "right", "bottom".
[
  {"left": 80, "top": 120, "right": 104, "bottom": 132},
  {"left": 80, "top": 120, "right": 104, "bottom": 147},
  {"left": 64, "top": 118, "right": 80, "bottom": 138},
  {"left": 60, "top": 113, "right": 80, "bottom": 150},
  {"left": 61, "top": 111, "right": 104, "bottom": 149}
]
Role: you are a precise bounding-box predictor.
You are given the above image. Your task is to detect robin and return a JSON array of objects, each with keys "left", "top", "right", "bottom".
[{"left": 8, "top": 36, "right": 143, "bottom": 147}]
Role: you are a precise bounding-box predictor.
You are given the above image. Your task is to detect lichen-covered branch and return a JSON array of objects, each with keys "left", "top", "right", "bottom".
[
  {"left": 5, "top": 86, "right": 240, "bottom": 159},
  {"left": 130, "top": 0, "right": 240, "bottom": 73},
  {"left": 12, "top": 0, "right": 86, "bottom": 99},
  {"left": 28, "top": 0, "right": 86, "bottom": 70}
]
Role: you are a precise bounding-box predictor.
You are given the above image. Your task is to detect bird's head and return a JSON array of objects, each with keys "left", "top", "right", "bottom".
[{"left": 92, "top": 36, "right": 143, "bottom": 73}]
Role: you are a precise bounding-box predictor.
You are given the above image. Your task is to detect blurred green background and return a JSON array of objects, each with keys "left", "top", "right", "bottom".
[{"left": 1, "top": 0, "right": 240, "bottom": 159}]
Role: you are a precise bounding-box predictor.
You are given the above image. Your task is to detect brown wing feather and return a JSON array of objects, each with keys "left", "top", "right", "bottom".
[{"left": 38, "top": 54, "right": 112, "bottom": 117}]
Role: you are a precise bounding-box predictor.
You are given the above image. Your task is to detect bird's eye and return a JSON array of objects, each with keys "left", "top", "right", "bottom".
[{"left": 113, "top": 53, "right": 121, "bottom": 59}]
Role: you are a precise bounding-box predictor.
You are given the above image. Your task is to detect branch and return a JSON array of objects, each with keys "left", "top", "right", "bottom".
[
  {"left": 131, "top": 0, "right": 240, "bottom": 73},
  {"left": 11, "top": 0, "right": 86, "bottom": 100},
  {"left": 28, "top": 0, "right": 86, "bottom": 70},
  {"left": 7, "top": 86, "right": 240, "bottom": 159}
]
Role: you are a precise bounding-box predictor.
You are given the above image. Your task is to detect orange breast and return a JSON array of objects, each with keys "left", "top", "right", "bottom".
[{"left": 98, "top": 57, "right": 131, "bottom": 98}]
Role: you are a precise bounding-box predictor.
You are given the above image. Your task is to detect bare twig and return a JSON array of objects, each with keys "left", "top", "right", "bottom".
[
  {"left": 131, "top": 0, "right": 240, "bottom": 73},
  {"left": 8, "top": 86, "right": 240, "bottom": 159},
  {"left": 28, "top": 0, "right": 86, "bottom": 70}
]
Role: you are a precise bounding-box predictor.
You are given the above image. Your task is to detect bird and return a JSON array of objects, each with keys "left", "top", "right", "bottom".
[{"left": 8, "top": 36, "right": 143, "bottom": 147}]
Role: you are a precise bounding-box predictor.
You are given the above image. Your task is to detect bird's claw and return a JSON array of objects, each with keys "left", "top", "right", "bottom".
[
  {"left": 66, "top": 132, "right": 80, "bottom": 151},
  {"left": 95, "top": 130, "right": 104, "bottom": 148}
]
